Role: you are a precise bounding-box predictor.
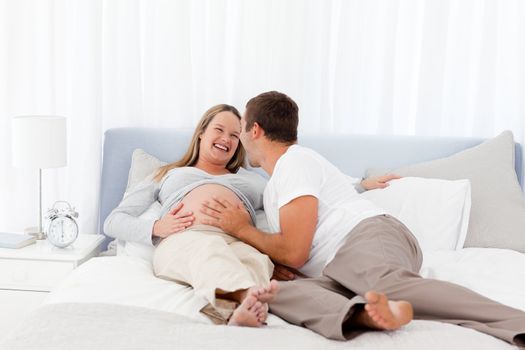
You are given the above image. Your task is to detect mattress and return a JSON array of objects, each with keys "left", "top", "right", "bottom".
[{"left": 28, "top": 247, "right": 525, "bottom": 349}]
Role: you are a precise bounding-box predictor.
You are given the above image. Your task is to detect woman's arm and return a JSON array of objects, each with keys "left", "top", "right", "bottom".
[{"left": 103, "top": 178, "right": 161, "bottom": 245}]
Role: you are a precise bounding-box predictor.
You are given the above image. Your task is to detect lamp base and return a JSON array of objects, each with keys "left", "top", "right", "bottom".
[{"left": 24, "top": 227, "right": 47, "bottom": 240}]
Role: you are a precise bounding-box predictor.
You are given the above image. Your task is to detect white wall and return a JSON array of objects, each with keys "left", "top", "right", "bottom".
[{"left": 1, "top": 0, "right": 524, "bottom": 234}]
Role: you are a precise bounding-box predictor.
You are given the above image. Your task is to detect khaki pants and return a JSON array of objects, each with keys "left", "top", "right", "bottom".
[
  {"left": 153, "top": 224, "right": 274, "bottom": 321},
  {"left": 269, "top": 215, "right": 525, "bottom": 346}
]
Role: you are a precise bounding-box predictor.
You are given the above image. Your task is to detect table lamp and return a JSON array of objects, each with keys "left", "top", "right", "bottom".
[{"left": 12, "top": 115, "right": 67, "bottom": 239}]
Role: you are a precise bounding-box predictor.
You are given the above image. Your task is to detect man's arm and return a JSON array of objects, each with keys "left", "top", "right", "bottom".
[
  {"left": 201, "top": 195, "right": 318, "bottom": 269},
  {"left": 360, "top": 174, "right": 401, "bottom": 190}
]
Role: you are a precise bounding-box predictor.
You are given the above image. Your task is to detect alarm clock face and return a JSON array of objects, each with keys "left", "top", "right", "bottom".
[{"left": 47, "top": 216, "right": 78, "bottom": 248}]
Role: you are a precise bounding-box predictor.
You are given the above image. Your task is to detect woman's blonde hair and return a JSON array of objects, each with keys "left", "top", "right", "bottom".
[{"left": 153, "top": 104, "right": 245, "bottom": 182}]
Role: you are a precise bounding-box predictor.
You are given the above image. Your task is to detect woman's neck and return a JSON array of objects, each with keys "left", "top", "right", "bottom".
[{"left": 194, "top": 158, "right": 231, "bottom": 175}]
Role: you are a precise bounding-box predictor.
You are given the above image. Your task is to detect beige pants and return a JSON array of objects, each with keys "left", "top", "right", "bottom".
[
  {"left": 153, "top": 224, "right": 274, "bottom": 311},
  {"left": 269, "top": 215, "right": 525, "bottom": 346}
]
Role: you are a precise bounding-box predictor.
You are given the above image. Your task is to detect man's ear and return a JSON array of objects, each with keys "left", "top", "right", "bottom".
[{"left": 252, "top": 122, "right": 264, "bottom": 139}]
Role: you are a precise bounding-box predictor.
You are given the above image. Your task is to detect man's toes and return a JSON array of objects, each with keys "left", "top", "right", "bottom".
[
  {"left": 365, "top": 291, "right": 380, "bottom": 304},
  {"left": 365, "top": 303, "right": 378, "bottom": 315},
  {"left": 376, "top": 293, "right": 388, "bottom": 304},
  {"left": 372, "top": 314, "right": 382, "bottom": 323},
  {"left": 375, "top": 317, "right": 389, "bottom": 328}
]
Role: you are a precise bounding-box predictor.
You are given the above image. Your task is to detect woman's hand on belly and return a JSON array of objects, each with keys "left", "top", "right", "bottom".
[{"left": 152, "top": 202, "right": 195, "bottom": 238}]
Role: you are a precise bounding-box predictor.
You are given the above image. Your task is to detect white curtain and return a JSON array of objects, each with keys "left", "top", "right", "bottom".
[{"left": 1, "top": 0, "right": 524, "bottom": 235}]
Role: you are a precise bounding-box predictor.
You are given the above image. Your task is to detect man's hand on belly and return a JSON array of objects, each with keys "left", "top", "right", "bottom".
[{"left": 200, "top": 196, "right": 251, "bottom": 237}]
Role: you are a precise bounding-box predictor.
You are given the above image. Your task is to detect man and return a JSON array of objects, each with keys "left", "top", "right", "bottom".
[{"left": 201, "top": 91, "right": 525, "bottom": 345}]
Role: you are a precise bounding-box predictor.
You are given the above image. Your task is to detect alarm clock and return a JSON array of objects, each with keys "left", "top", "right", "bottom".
[{"left": 45, "top": 201, "right": 79, "bottom": 248}]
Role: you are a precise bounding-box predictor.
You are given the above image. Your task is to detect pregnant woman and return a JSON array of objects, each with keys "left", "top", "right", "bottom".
[{"left": 104, "top": 104, "right": 278, "bottom": 327}]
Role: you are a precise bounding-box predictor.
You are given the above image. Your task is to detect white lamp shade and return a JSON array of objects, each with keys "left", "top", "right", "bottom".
[{"left": 12, "top": 115, "right": 67, "bottom": 169}]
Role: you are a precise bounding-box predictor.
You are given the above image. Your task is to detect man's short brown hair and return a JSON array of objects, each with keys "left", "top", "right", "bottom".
[{"left": 244, "top": 91, "right": 298, "bottom": 144}]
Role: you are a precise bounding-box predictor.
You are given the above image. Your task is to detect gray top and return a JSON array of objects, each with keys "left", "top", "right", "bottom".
[{"left": 104, "top": 167, "right": 267, "bottom": 246}]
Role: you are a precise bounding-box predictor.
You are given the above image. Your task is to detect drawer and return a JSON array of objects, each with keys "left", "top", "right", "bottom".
[{"left": 0, "top": 259, "right": 75, "bottom": 292}]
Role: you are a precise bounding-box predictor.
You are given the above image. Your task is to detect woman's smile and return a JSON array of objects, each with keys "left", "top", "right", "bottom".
[{"left": 213, "top": 142, "right": 230, "bottom": 152}]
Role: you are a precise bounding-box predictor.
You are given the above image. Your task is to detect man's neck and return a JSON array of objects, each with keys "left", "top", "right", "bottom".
[{"left": 260, "top": 142, "right": 294, "bottom": 176}]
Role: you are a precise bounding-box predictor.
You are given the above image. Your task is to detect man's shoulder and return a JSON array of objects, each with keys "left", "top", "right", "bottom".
[
  {"left": 283, "top": 144, "right": 319, "bottom": 160},
  {"left": 272, "top": 145, "right": 325, "bottom": 180},
  {"left": 282, "top": 145, "right": 327, "bottom": 167}
]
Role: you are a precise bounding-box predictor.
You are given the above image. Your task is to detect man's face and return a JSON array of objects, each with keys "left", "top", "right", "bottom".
[{"left": 240, "top": 114, "right": 260, "bottom": 167}]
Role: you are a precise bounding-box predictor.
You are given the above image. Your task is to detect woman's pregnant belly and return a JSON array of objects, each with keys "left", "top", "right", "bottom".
[{"left": 178, "top": 184, "right": 243, "bottom": 226}]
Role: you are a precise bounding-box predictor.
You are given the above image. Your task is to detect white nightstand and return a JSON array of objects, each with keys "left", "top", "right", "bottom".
[{"left": 0, "top": 233, "right": 105, "bottom": 341}]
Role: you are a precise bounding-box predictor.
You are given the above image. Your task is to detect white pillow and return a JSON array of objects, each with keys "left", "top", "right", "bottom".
[
  {"left": 366, "top": 131, "right": 525, "bottom": 252},
  {"left": 360, "top": 177, "right": 472, "bottom": 252},
  {"left": 126, "top": 149, "right": 167, "bottom": 192},
  {"left": 114, "top": 149, "right": 166, "bottom": 262}
]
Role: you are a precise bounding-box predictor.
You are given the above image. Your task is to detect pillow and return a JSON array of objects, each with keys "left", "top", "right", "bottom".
[
  {"left": 126, "top": 149, "right": 167, "bottom": 192},
  {"left": 361, "top": 177, "right": 471, "bottom": 252},
  {"left": 367, "top": 130, "right": 525, "bottom": 252},
  {"left": 116, "top": 149, "right": 166, "bottom": 262}
]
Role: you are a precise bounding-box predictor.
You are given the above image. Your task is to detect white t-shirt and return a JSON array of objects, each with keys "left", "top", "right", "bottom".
[{"left": 263, "top": 145, "right": 386, "bottom": 277}]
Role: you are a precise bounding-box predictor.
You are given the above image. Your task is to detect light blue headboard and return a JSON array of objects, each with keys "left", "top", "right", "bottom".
[{"left": 98, "top": 128, "right": 523, "bottom": 248}]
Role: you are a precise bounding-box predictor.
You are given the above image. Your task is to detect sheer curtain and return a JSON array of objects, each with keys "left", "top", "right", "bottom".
[{"left": 1, "top": 0, "right": 524, "bottom": 234}]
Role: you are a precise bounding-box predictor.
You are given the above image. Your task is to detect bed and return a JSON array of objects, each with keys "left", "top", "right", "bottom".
[{"left": 2, "top": 128, "right": 525, "bottom": 350}]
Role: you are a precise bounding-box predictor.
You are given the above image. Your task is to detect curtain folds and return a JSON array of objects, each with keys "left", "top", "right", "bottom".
[{"left": 1, "top": 0, "right": 524, "bottom": 234}]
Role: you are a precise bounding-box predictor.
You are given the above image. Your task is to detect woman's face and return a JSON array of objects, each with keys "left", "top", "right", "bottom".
[{"left": 199, "top": 111, "right": 241, "bottom": 166}]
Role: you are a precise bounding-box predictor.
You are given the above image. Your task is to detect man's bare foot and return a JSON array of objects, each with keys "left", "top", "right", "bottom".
[
  {"left": 247, "top": 280, "right": 280, "bottom": 303},
  {"left": 359, "top": 291, "right": 413, "bottom": 330},
  {"left": 227, "top": 295, "right": 264, "bottom": 327}
]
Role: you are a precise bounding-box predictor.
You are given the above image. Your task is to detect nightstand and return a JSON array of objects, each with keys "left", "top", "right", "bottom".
[{"left": 0, "top": 233, "right": 105, "bottom": 341}]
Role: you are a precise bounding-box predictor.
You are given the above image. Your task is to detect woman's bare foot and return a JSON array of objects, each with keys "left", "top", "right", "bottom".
[
  {"left": 247, "top": 280, "right": 280, "bottom": 303},
  {"left": 255, "top": 301, "right": 268, "bottom": 324},
  {"left": 221, "top": 281, "right": 279, "bottom": 326},
  {"left": 228, "top": 295, "right": 264, "bottom": 327},
  {"left": 358, "top": 291, "right": 413, "bottom": 330}
]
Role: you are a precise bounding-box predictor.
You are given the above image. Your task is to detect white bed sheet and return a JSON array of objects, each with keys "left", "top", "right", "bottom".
[
  {"left": 46, "top": 256, "right": 211, "bottom": 323},
  {"left": 421, "top": 248, "right": 525, "bottom": 311},
  {"left": 43, "top": 248, "right": 525, "bottom": 349}
]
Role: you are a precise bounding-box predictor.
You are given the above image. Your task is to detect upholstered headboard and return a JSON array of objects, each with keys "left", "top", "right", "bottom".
[{"left": 98, "top": 128, "right": 523, "bottom": 248}]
